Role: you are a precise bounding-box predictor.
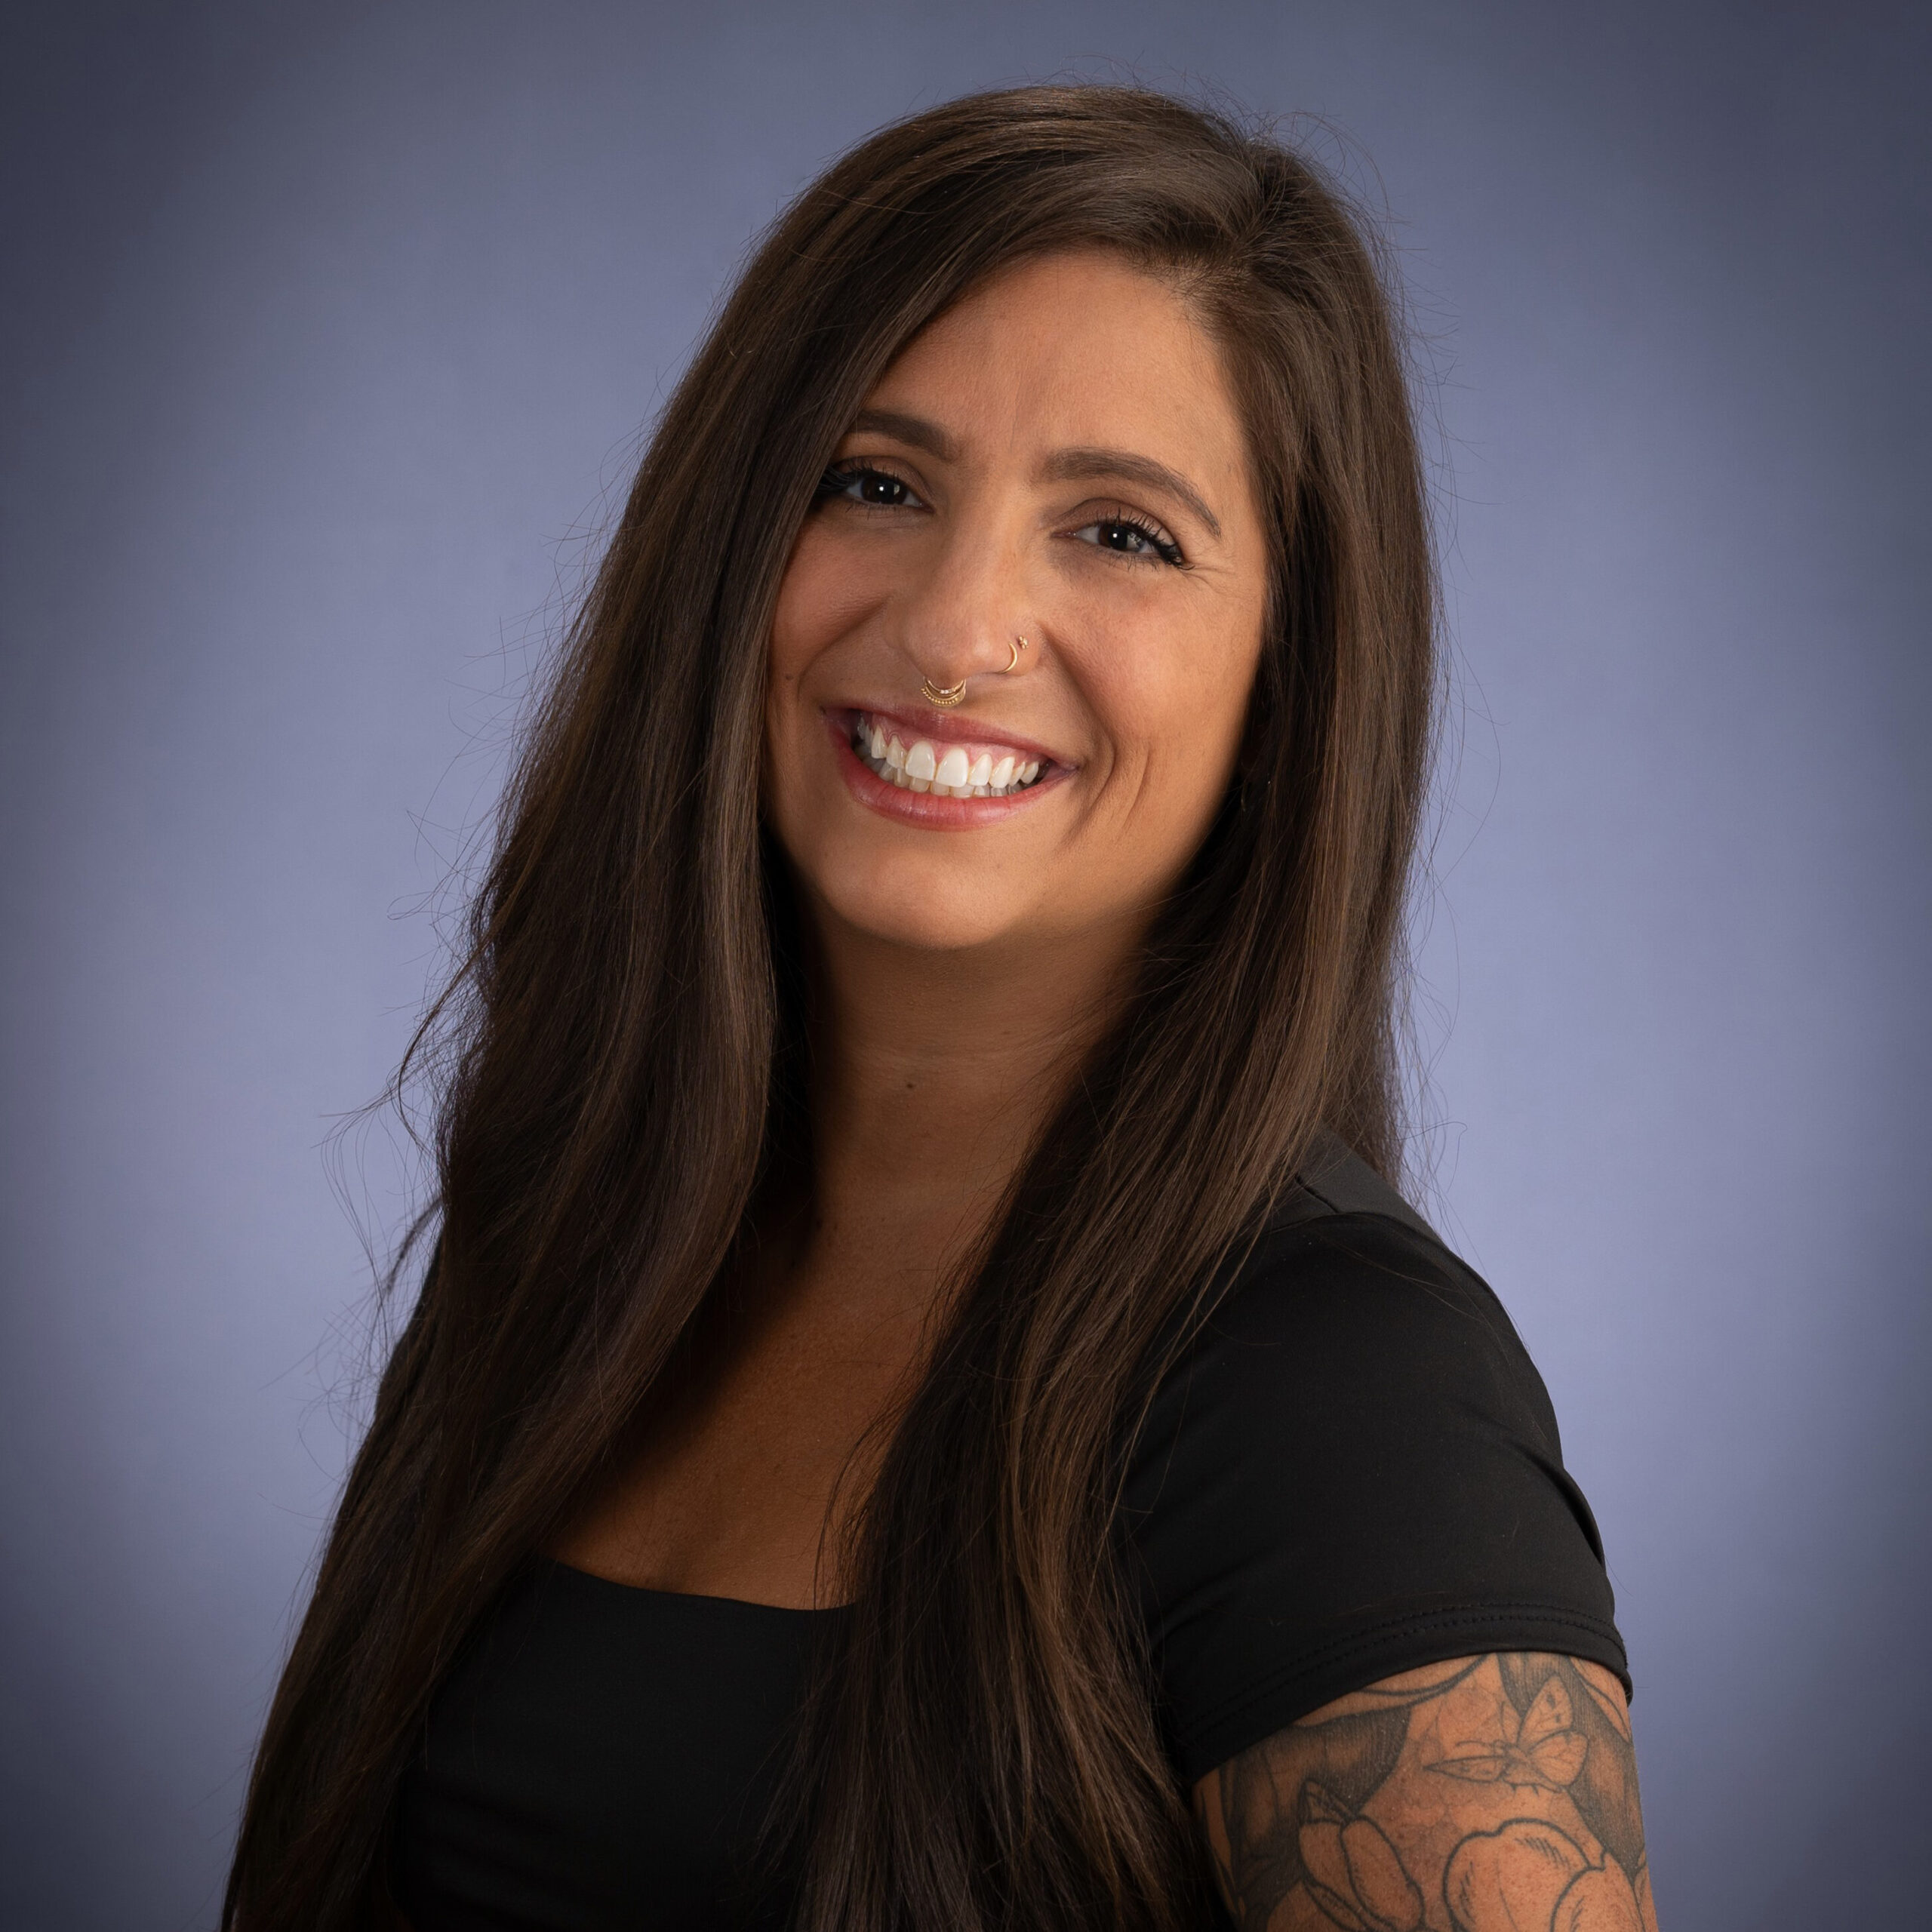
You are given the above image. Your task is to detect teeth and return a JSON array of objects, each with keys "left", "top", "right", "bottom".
[{"left": 850, "top": 714, "right": 1047, "bottom": 799}]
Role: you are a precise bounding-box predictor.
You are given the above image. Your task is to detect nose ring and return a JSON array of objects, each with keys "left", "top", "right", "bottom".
[{"left": 921, "top": 638, "right": 1024, "bottom": 706}]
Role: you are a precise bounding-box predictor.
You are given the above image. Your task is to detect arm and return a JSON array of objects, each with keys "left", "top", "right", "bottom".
[{"left": 1194, "top": 1652, "right": 1657, "bottom": 1932}]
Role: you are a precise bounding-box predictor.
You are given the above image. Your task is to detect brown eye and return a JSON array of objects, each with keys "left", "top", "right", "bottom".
[
  {"left": 817, "top": 464, "right": 924, "bottom": 509},
  {"left": 1071, "top": 514, "right": 1185, "bottom": 567}
]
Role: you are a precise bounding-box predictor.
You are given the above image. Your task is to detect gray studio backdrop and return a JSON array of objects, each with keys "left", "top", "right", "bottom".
[{"left": 3, "top": 4, "right": 1927, "bottom": 1927}]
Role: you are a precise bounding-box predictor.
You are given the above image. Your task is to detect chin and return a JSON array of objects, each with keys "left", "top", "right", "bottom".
[{"left": 808, "top": 848, "right": 1038, "bottom": 955}]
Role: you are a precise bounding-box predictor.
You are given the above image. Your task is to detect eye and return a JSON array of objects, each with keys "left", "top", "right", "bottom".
[
  {"left": 1069, "top": 512, "right": 1186, "bottom": 568},
  {"left": 816, "top": 462, "right": 926, "bottom": 511}
]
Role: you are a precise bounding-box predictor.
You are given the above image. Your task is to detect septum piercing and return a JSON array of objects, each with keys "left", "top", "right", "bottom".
[{"left": 920, "top": 638, "right": 1026, "bottom": 708}]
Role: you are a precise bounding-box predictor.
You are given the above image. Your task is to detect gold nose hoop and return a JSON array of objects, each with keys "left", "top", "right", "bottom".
[{"left": 921, "top": 639, "right": 1024, "bottom": 708}]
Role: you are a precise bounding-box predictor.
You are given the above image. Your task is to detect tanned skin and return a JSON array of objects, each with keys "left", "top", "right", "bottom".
[{"left": 1195, "top": 1653, "right": 1658, "bottom": 1932}]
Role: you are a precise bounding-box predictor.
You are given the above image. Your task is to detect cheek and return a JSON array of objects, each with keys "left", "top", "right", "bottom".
[
  {"left": 763, "top": 533, "right": 878, "bottom": 839},
  {"left": 767, "top": 540, "right": 826, "bottom": 689},
  {"left": 769, "top": 525, "right": 884, "bottom": 687},
  {"left": 1094, "top": 621, "right": 1260, "bottom": 811},
  {"left": 763, "top": 549, "right": 828, "bottom": 827}
]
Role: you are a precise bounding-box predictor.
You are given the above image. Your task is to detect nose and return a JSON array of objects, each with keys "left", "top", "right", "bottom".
[{"left": 897, "top": 516, "right": 1035, "bottom": 700}]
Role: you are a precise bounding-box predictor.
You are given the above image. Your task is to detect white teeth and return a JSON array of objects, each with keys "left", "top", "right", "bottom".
[{"left": 851, "top": 714, "right": 1048, "bottom": 799}]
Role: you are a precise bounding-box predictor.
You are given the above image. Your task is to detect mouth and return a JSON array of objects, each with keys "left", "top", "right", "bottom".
[{"left": 844, "top": 708, "right": 1052, "bottom": 798}]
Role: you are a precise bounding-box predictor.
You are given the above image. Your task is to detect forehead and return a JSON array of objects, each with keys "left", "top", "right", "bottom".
[{"left": 862, "top": 250, "right": 1246, "bottom": 473}]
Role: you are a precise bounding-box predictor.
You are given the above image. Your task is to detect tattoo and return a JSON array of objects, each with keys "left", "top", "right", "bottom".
[{"left": 1195, "top": 1654, "right": 1657, "bottom": 1932}]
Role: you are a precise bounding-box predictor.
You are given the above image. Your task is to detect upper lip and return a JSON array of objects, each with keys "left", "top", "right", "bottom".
[{"left": 833, "top": 700, "right": 1071, "bottom": 768}]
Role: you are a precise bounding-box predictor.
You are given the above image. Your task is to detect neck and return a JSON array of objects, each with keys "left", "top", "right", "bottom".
[{"left": 794, "top": 895, "right": 1145, "bottom": 1297}]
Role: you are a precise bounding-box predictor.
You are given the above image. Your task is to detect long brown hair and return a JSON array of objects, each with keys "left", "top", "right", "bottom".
[{"left": 226, "top": 84, "right": 1436, "bottom": 1931}]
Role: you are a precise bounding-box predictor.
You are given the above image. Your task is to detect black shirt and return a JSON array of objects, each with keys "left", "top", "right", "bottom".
[{"left": 394, "top": 1141, "right": 1626, "bottom": 1930}]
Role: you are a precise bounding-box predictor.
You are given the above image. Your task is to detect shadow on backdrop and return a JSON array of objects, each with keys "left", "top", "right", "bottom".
[{"left": 2, "top": 3, "right": 1927, "bottom": 1927}]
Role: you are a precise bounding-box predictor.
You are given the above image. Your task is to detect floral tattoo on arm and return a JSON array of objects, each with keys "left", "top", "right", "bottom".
[{"left": 1194, "top": 1653, "right": 1658, "bottom": 1932}]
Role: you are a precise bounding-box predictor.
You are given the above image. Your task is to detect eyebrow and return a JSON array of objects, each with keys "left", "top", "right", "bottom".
[
  {"left": 848, "top": 408, "right": 961, "bottom": 462},
  {"left": 1041, "top": 447, "right": 1223, "bottom": 540},
  {"left": 842, "top": 412, "right": 1223, "bottom": 542}
]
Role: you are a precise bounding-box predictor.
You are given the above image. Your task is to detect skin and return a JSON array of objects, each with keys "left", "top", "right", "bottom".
[
  {"left": 558, "top": 248, "right": 1272, "bottom": 1607},
  {"left": 1196, "top": 1655, "right": 1661, "bottom": 1932},
  {"left": 549, "top": 250, "right": 1659, "bottom": 1927}
]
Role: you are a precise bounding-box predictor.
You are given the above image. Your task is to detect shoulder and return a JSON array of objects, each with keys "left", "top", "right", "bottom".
[
  {"left": 1270, "top": 1125, "right": 1441, "bottom": 1242},
  {"left": 1145, "top": 1133, "right": 1562, "bottom": 1465},
  {"left": 1118, "top": 1133, "right": 1625, "bottom": 1782}
]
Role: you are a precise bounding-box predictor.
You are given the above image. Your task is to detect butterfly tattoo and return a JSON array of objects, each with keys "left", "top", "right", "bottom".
[{"left": 1426, "top": 1674, "right": 1589, "bottom": 1792}]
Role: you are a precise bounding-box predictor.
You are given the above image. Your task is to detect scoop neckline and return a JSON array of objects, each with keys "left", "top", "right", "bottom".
[{"left": 541, "top": 1553, "right": 849, "bottom": 1615}]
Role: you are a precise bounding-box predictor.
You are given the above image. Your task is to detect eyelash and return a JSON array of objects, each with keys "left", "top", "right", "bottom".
[
  {"left": 815, "top": 460, "right": 924, "bottom": 512},
  {"left": 1077, "top": 508, "right": 1186, "bottom": 568},
  {"left": 814, "top": 461, "right": 1189, "bottom": 568}
]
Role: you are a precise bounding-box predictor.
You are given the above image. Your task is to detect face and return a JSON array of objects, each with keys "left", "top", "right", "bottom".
[{"left": 764, "top": 249, "right": 1271, "bottom": 961}]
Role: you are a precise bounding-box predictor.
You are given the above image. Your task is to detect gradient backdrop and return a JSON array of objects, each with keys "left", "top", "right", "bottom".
[{"left": 3, "top": 4, "right": 1927, "bottom": 1927}]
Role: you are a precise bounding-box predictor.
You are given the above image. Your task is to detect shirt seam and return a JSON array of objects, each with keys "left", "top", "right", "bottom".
[{"left": 1177, "top": 1598, "right": 1628, "bottom": 1743}]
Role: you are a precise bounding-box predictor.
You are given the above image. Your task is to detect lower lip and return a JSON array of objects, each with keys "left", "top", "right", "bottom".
[{"left": 826, "top": 711, "right": 1065, "bottom": 829}]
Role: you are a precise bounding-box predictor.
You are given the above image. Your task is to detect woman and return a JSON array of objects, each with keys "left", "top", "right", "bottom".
[{"left": 227, "top": 85, "right": 1657, "bottom": 1932}]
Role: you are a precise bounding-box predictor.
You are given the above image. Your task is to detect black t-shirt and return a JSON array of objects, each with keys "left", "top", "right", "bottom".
[{"left": 393, "top": 1141, "right": 1626, "bottom": 1930}]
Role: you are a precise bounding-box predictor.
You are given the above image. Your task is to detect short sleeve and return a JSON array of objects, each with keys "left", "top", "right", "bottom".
[{"left": 1118, "top": 1183, "right": 1628, "bottom": 1786}]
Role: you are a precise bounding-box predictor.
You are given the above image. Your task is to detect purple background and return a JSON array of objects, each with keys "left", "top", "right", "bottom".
[{"left": 4, "top": 5, "right": 1927, "bottom": 1926}]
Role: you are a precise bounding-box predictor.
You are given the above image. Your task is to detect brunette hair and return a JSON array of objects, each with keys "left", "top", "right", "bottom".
[{"left": 226, "top": 82, "right": 1436, "bottom": 1931}]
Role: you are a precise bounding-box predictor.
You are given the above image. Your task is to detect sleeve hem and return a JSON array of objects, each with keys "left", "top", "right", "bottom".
[{"left": 1169, "top": 1600, "right": 1632, "bottom": 1786}]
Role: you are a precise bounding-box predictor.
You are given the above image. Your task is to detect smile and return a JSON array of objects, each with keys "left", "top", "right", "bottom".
[{"left": 849, "top": 711, "right": 1047, "bottom": 797}]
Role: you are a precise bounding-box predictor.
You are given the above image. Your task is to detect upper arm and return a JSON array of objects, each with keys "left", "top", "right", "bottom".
[{"left": 1192, "top": 1653, "right": 1658, "bottom": 1932}]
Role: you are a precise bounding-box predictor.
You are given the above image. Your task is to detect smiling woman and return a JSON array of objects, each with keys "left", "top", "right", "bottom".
[
  {"left": 764, "top": 252, "right": 1270, "bottom": 952},
  {"left": 223, "top": 85, "right": 1655, "bottom": 1932}
]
